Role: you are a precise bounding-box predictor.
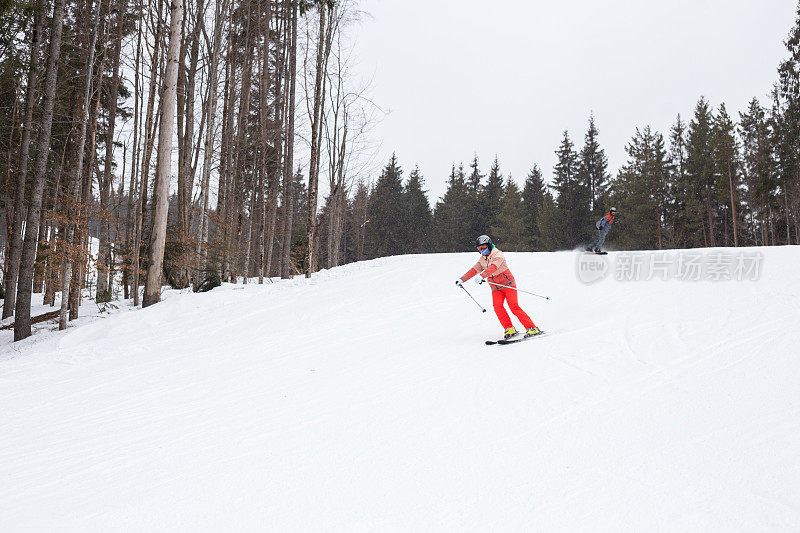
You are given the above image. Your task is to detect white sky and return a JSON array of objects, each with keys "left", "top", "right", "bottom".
[{"left": 349, "top": 0, "right": 798, "bottom": 203}]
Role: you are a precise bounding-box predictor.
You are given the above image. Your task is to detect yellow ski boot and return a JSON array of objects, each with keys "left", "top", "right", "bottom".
[
  {"left": 524, "top": 326, "right": 542, "bottom": 338},
  {"left": 503, "top": 327, "right": 519, "bottom": 340}
]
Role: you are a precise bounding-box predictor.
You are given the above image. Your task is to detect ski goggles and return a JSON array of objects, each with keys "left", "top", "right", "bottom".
[{"left": 477, "top": 244, "right": 488, "bottom": 251}]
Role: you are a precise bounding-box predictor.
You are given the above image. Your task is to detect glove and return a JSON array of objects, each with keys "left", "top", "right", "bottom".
[
  {"left": 455, "top": 279, "right": 463, "bottom": 288},
  {"left": 474, "top": 277, "right": 485, "bottom": 285}
]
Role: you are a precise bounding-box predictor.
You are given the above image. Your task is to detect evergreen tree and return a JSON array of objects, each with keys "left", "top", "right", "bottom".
[
  {"left": 536, "top": 191, "right": 564, "bottom": 251},
  {"left": 491, "top": 178, "right": 527, "bottom": 251},
  {"left": 432, "top": 164, "right": 472, "bottom": 252},
  {"left": 466, "top": 154, "right": 486, "bottom": 237},
  {"left": 365, "top": 154, "right": 405, "bottom": 258},
  {"left": 578, "top": 114, "right": 610, "bottom": 215},
  {"left": 403, "top": 165, "right": 433, "bottom": 253},
  {"left": 609, "top": 127, "right": 670, "bottom": 250},
  {"left": 739, "top": 98, "right": 775, "bottom": 245},
  {"left": 522, "top": 164, "right": 546, "bottom": 249},
  {"left": 346, "top": 180, "right": 370, "bottom": 262},
  {"left": 466, "top": 154, "right": 483, "bottom": 194},
  {"left": 769, "top": 86, "right": 799, "bottom": 244},
  {"left": 668, "top": 114, "right": 689, "bottom": 247},
  {"left": 551, "top": 131, "right": 590, "bottom": 248},
  {"left": 777, "top": 2, "right": 800, "bottom": 243},
  {"left": 711, "top": 103, "right": 742, "bottom": 247},
  {"left": 685, "top": 97, "right": 717, "bottom": 247},
  {"left": 290, "top": 171, "right": 310, "bottom": 272},
  {"left": 482, "top": 156, "right": 505, "bottom": 231}
]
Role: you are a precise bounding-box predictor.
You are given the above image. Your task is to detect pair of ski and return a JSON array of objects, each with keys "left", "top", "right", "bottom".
[
  {"left": 584, "top": 250, "right": 608, "bottom": 255},
  {"left": 485, "top": 330, "right": 545, "bottom": 346}
]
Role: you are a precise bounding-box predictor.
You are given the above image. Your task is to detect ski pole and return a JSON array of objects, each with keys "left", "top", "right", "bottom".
[
  {"left": 459, "top": 284, "right": 487, "bottom": 313},
  {"left": 484, "top": 280, "right": 550, "bottom": 300}
]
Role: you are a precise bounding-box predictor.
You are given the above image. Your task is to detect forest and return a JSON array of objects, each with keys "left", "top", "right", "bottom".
[{"left": 0, "top": 0, "right": 798, "bottom": 342}]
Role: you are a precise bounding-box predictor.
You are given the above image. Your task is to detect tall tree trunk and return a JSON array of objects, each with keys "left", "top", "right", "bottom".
[
  {"left": 195, "top": 0, "right": 228, "bottom": 286},
  {"left": 97, "top": 0, "right": 127, "bottom": 302},
  {"left": 4, "top": 0, "right": 44, "bottom": 320},
  {"left": 280, "top": 0, "right": 297, "bottom": 279},
  {"left": 224, "top": 0, "right": 254, "bottom": 282},
  {"left": 143, "top": 0, "right": 184, "bottom": 307},
  {"left": 217, "top": 31, "right": 237, "bottom": 281},
  {"left": 15, "top": 0, "right": 66, "bottom": 341},
  {"left": 305, "top": 1, "right": 328, "bottom": 277},
  {"left": 70, "top": 78, "right": 104, "bottom": 321},
  {"left": 175, "top": 0, "right": 202, "bottom": 289},
  {"left": 728, "top": 162, "right": 738, "bottom": 247},
  {"left": 784, "top": 183, "right": 792, "bottom": 245},
  {"left": 123, "top": 12, "right": 142, "bottom": 300},
  {"left": 256, "top": 0, "right": 272, "bottom": 283},
  {"left": 330, "top": 124, "right": 347, "bottom": 267},
  {"left": 133, "top": 0, "right": 164, "bottom": 306}
]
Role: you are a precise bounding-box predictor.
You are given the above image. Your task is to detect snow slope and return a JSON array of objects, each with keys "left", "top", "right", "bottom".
[{"left": 1, "top": 247, "right": 799, "bottom": 531}]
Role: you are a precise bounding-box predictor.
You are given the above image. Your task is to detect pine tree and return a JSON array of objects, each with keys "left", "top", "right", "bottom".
[
  {"left": 365, "top": 154, "right": 405, "bottom": 258},
  {"left": 403, "top": 165, "right": 433, "bottom": 254},
  {"left": 685, "top": 97, "right": 717, "bottom": 247},
  {"left": 346, "top": 180, "right": 370, "bottom": 262},
  {"left": 466, "top": 154, "right": 485, "bottom": 237},
  {"left": 609, "top": 127, "right": 670, "bottom": 250},
  {"left": 491, "top": 178, "right": 527, "bottom": 251},
  {"left": 777, "top": 2, "right": 800, "bottom": 242},
  {"left": 739, "top": 98, "right": 775, "bottom": 245},
  {"left": 578, "top": 114, "right": 609, "bottom": 216},
  {"left": 551, "top": 131, "right": 590, "bottom": 248},
  {"left": 482, "top": 156, "right": 505, "bottom": 231},
  {"left": 535, "top": 191, "right": 564, "bottom": 251},
  {"left": 433, "top": 164, "right": 471, "bottom": 252},
  {"left": 668, "top": 114, "right": 688, "bottom": 247},
  {"left": 712, "top": 103, "right": 741, "bottom": 247},
  {"left": 521, "top": 165, "right": 546, "bottom": 249}
]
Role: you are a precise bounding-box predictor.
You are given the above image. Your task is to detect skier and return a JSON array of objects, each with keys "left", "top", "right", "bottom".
[
  {"left": 456, "top": 235, "right": 542, "bottom": 340},
  {"left": 586, "top": 207, "right": 617, "bottom": 253}
]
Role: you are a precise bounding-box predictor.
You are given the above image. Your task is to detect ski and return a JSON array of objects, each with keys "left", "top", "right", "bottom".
[
  {"left": 583, "top": 250, "right": 608, "bottom": 255},
  {"left": 486, "top": 331, "right": 546, "bottom": 345}
]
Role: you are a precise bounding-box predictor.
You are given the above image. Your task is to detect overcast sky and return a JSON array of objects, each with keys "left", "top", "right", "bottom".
[{"left": 347, "top": 0, "right": 798, "bottom": 203}]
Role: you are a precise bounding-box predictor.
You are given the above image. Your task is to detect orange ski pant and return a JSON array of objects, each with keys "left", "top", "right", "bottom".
[{"left": 492, "top": 287, "right": 535, "bottom": 330}]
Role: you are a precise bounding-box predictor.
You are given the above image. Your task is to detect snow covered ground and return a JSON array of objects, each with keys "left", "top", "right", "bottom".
[{"left": 1, "top": 247, "right": 799, "bottom": 531}]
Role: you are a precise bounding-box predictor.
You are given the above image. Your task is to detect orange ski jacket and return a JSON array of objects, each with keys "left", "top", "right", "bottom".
[{"left": 460, "top": 247, "right": 516, "bottom": 292}]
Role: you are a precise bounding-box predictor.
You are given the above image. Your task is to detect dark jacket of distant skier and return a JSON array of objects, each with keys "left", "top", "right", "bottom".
[{"left": 588, "top": 208, "right": 617, "bottom": 252}]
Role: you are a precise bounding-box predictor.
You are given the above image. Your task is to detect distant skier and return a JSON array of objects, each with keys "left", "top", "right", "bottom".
[
  {"left": 586, "top": 207, "right": 617, "bottom": 253},
  {"left": 456, "top": 235, "right": 542, "bottom": 340}
]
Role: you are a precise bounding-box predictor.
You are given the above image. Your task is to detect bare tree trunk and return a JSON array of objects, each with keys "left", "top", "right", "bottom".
[
  {"left": 217, "top": 30, "right": 237, "bottom": 281},
  {"left": 195, "top": 0, "right": 228, "bottom": 285},
  {"left": 706, "top": 193, "right": 715, "bottom": 247},
  {"left": 224, "top": 0, "right": 254, "bottom": 283},
  {"left": 243, "top": 190, "right": 255, "bottom": 282},
  {"left": 15, "top": 0, "right": 65, "bottom": 341},
  {"left": 4, "top": 0, "right": 44, "bottom": 320},
  {"left": 784, "top": 183, "right": 792, "bottom": 245},
  {"left": 42, "top": 152, "right": 64, "bottom": 307},
  {"left": 143, "top": 0, "right": 184, "bottom": 307},
  {"left": 133, "top": 0, "right": 164, "bottom": 306},
  {"left": 727, "top": 162, "right": 738, "bottom": 247},
  {"left": 256, "top": 0, "right": 271, "bottom": 283},
  {"left": 330, "top": 124, "right": 347, "bottom": 267},
  {"left": 305, "top": 1, "right": 328, "bottom": 277},
  {"left": 175, "top": 0, "right": 202, "bottom": 289},
  {"left": 97, "top": 0, "right": 127, "bottom": 302},
  {"left": 70, "top": 78, "right": 104, "bottom": 321},
  {"left": 280, "top": 0, "right": 297, "bottom": 279},
  {"left": 123, "top": 12, "right": 143, "bottom": 300}
]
